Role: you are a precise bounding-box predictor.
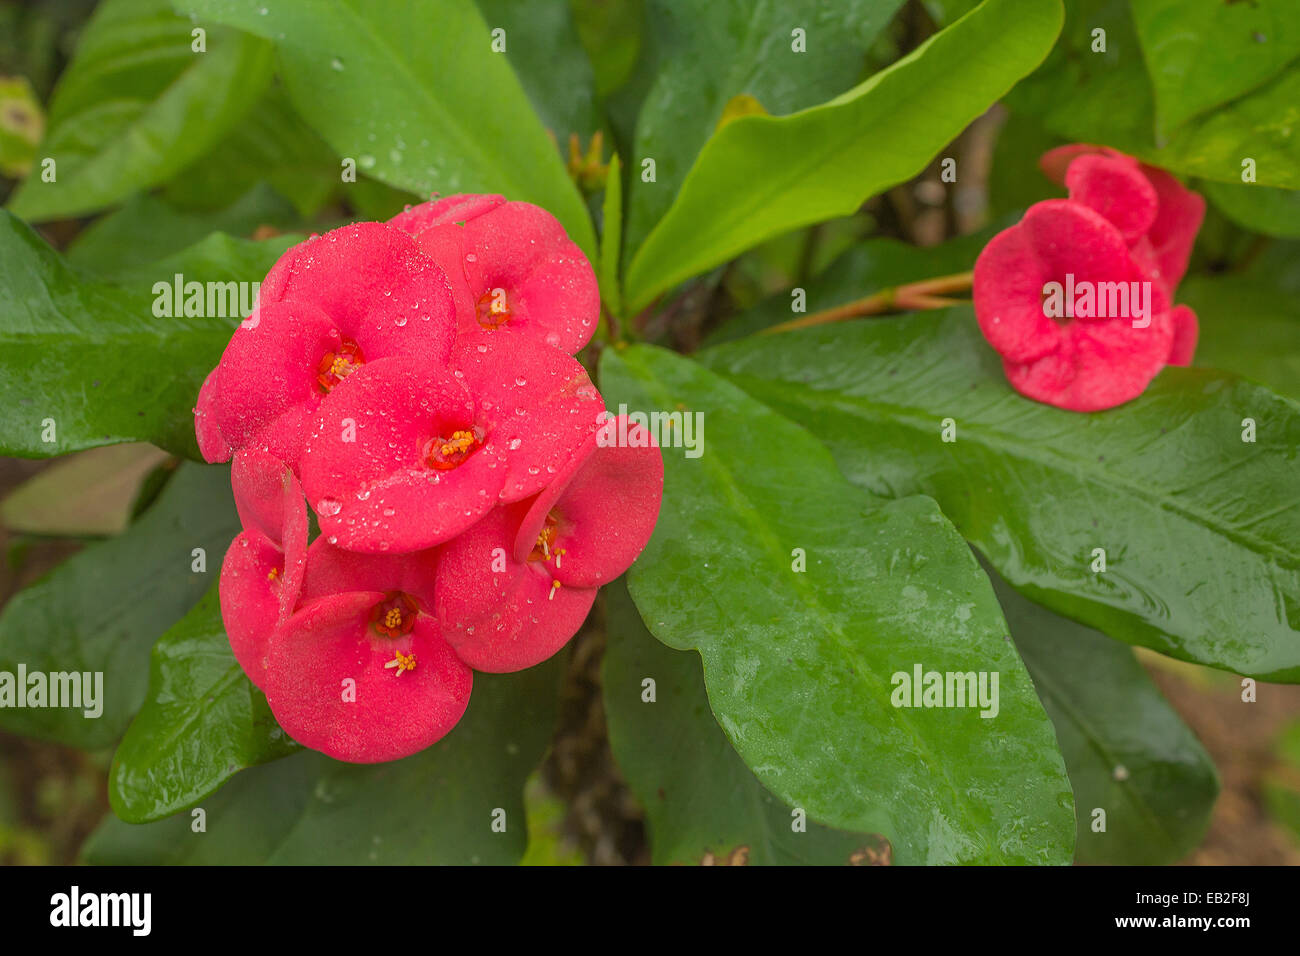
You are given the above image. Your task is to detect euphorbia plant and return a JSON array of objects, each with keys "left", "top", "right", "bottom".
[{"left": 0, "top": 0, "right": 1296, "bottom": 869}]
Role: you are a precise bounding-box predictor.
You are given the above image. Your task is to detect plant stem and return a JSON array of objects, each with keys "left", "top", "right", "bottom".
[{"left": 760, "top": 269, "right": 974, "bottom": 335}]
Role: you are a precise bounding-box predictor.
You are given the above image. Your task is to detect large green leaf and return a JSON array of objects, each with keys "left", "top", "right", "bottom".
[
  {"left": 178, "top": 0, "right": 595, "bottom": 257},
  {"left": 1129, "top": 0, "right": 1300, "bottom": 138},
  {"left": 620, "top": 0, "right": 904, "bottom": 261},
  {"left": 604, "top": 579, "right": 892, "bottom": 865},
  {"left": 7, "top": 0, "right": 273, "bottom": 222},
  {"left": 0, "top": 211, "right": 292, "bottom": 459},
  {"left": 1006, "top": 0, "right": 1300, "bottom": 189},
  {"left": 698, "top": 309, "right": 1300, "bottom": 680},
  {"left": 622, "top": 0, "right": 1063, "bottom": 311},
  {"left": 108, "top": 586, "right": 298, "bottom": 824},
  {"left": 994, "top": 566, "right": 1218, "bottom": 865},
  {"left": 0, "top": 463, "right": 238, "bottom": 748},
  {"left": 599, "top": 344, "right": 1074, "bottom": 865},
  {"left": 83, "top": 661, "right": 562, "bottom": 864}
]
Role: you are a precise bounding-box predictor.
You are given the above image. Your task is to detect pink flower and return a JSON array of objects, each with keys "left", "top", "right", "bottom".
[
  {"left": 297, "top": 334, "right": 603, "bottom": 554},
  {"left": 262, "top": 539, "right": 470, "bottom": 764},
  {"left": 389, "top": 194, "right": 599, "bottom": 355},
  {"left": 973, "top": 146, "right": 1204, "bottom": 410},
  {"left": 436, "top": 416, "right": 663, "bottom": 672},
  {"left": 219, "top": 449, "right": 309, "bottom": 688},
  {"left": 198, "top": 222, "right": 458, "bottom": 466}
]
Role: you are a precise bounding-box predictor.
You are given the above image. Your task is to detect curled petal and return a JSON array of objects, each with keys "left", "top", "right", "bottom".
[
  {"left": 388, "top": 193, "right": 506, "bottom": 236},
  {"left": 264, "top": 592, "right": 472, "bottom": 763},
  {"left": 219, "top": 531, "right": 304, "bottom": 689},
  {"left": 194, "top": 368, "right": 231, "bottom": 463},
  {"left": 513, "top": 416, "right": 664, "bottom": 588},
  {"left": 435, "top": 505, "right": 596, "bottom": 673},
  {"left": 1139, "top": 166, "right": 1205, "bottom": 290},
  {"left": 1166, "top": 304, "right": 1199, "bottom": 367},
  {"left": 1063, "top": 154, "right": 1158, "bottom": 243}
]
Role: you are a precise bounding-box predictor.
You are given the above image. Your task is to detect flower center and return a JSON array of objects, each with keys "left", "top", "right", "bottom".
[
  {"left": 475, "top": 287, "right": 512, "bottom": 329},
  {"left": 369, "top": 592, "right": 418, "bottom": 638},
  {"left": 316, "top": 338, "right": 365, "bottom": 392},
  {"left": 528, "top": 514, "right": 566, "bottom": 567},
  {"left": 424, "top": 427, "right": 483, "bottom": 471}
]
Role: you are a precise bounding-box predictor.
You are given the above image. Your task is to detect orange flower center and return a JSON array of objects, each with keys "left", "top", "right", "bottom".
[
  {"left": 370, "top": 592, "right": 418, "bottom": 638},
  {"left": 316, "top": 338, "right": 365, "bottom": 392},
  {"left": 475, "top": 287, "right": 512, "bottom": 329},
  {"left": 424, "top": 428, "right": 482, "bottom": 471}
]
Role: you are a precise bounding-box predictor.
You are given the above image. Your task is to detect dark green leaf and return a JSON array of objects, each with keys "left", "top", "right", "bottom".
[
  {"left": 8, "top": 0, "right": 273, "bottom": 221},
  {"left": 1201, "top": 182, "right": 1300, "bottom": 240},
  {"left": 108, "top": 586, "right": 298, "bottom": 824},
  {"left": 1181, "top": 272, "right": 1300, "bottom": 402},
  {"left": 0, "top": 463, "right": 238, "bottom": 747},
  {"left": 698, "top": 309, "right": 1300, "bottom": 680},
  {"left": 0, "top": 210, "right": 291, "bottom": 459},
  {"left": 994, "top": 564, "right": 1218, "bottom": 865},
  {"left": 475, "top": 0, "right": 600, "bottom": 148},
  {"left": 84, "top": 661, "right": 562, "bottom": 864},
  {"left": 623, "top": 0, "right": 1063, "bottom": 310},
  {"left": 66, "top": 183, "right": 299, "bottom": 276},
  {"left": 177, "top": 0, "right": 595, "bottom": 257},
  {"left": 604, "top": 579, "right": 893, "bottom": 865},
  {"left": 600, "top": 344, "right": 1074, "bottom": 864}
]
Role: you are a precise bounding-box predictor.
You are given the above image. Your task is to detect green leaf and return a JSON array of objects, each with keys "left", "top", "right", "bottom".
[
  {"left": 599, "top": 344, "right": 1074, "bottom": 865},
  {"left": 1180, "top": 272, "right": 1300, "bottom": 402},
  {"left": 1130, "top": 0, "right": 1300, "bottom": 138},
  {"left": 599, "top": 153, "right": 623, "bottom": 318},
  {"left": 604, "top": 579, "right": 893, "bottom": 865},
  {"left": 7, "top": 0, "right": 273, "bottom": 222},
  {"left": 1201, "top": 182, "right": 1300, "bottom": 240},
  {"left": 161, "top": 83, "right": 340, "bottom": 219},
  {"left": 622, "top": 0, "right": 1063, "bottom": 311},
  {"left": 474, "top": 0, "right": 600, "bottom": 148},
  {"left": 0, "top": 210, "right": 291, "bottom": 459},
  {"left": 83, "top": 661, "right": 562, "bottom": 864},
  {"left": 0, "top": 463, "right": 238, "bottom": 748},
  {"left": 66, "top": 183, "right": 299, "bottom": 277},
  {"left": 1264, "top": 719, "right": 1300, "bottom": 845},
  {"left": 108, "top": 586, "right": 298, "bottom": 824},
  {"left": 993, "top": 565, "right": 1218, "bottom": 865},
  {"left": 1, "top": 443, "right": 170, "bottom": 537},
  {"left": 697, "top": 309, "right": 1300, "bottom": 680},
  {"left": 620, "top": 0, "right": 905, "bottom": 260},
  {"left": 177, "top": 0, "right": 596, "bottom": 258},
  {"left": 1006, "top": 0, "right": 1300, "bottom": 189}
]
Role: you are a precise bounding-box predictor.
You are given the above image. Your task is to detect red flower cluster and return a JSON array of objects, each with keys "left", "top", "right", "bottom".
[
  {"left": 973, "top": 144, "right": 1204, "bottom": 411},
  {"left": 195, "top": 196, "right": 663, "bottom": 763}
]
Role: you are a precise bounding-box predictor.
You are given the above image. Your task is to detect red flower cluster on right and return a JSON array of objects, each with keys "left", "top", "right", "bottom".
[{"left": 973, "top": 144, "right": 1205, "bottom": 411}]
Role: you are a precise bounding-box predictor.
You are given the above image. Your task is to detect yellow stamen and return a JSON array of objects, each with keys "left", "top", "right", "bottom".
[{"left": 384, "top": 650, "right": 417, "bottom": 676}]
